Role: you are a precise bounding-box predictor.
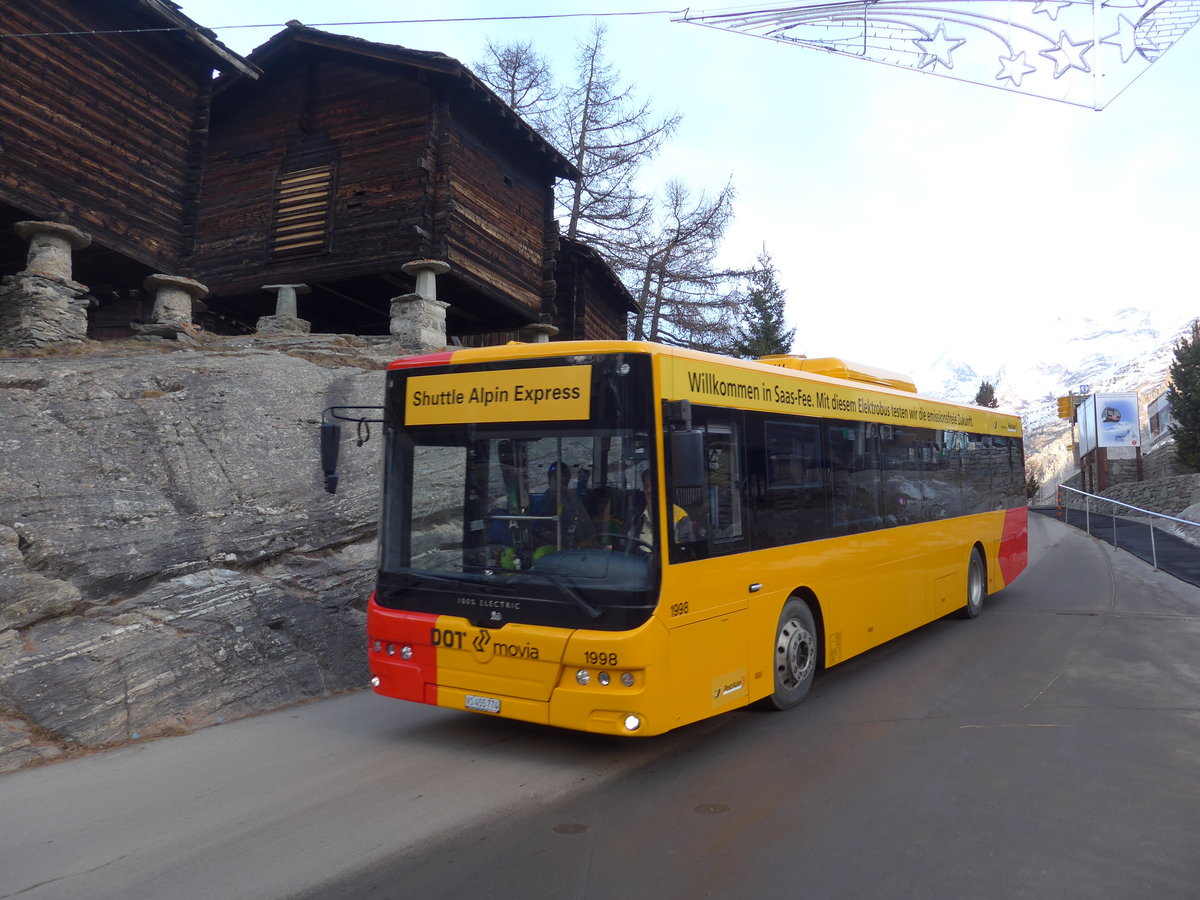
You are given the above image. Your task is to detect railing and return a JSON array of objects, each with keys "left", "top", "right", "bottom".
[{"left": 1055, "top": 483, "right": 1200, "bottom": 571}]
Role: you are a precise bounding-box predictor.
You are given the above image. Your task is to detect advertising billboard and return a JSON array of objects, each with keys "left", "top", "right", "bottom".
[{"left": 1078, "top": 393, "right": 1140, "bottom": 455}]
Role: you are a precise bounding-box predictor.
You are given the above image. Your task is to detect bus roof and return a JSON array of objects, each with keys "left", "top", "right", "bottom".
[{"left": 388, "top": 340, "right": 1022, "bottom": 436}]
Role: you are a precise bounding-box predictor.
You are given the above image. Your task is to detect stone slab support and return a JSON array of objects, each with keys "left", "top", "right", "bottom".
[
  {"left": 0, "top": 221, "right": 92, "bottom": 348},
  {"left": 14, "top": 221, "right": 90, "bottom": 281},
  {"left": 401, "top": 259, "right": 450, "bottom": 301},
  {"left": 133, "top": 275, "right": 208, "bottom": 339},
  {"left": 522, "top": 323, "right": 560, "bottom": 343},
  {"left": 257, "top": 284, "right": 312, "bottom": 335},
  {"left": 393, "top": 259, "right": 450, "bottom": 351}
]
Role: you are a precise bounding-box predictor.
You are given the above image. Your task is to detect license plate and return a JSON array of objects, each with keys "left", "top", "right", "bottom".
[{"left": 465, "top": 694, "right": 501, "bottom": 714}]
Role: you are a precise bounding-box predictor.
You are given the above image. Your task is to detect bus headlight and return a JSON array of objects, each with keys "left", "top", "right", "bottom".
[
  {"left": 400, "top": 645, "right": 413, "bottom": 660},
  {"left": 621, "top": 672, "right": 635, "bottom": 687},
  {"left": 623, "top": 714, "right": 642, "bottom": 732},
  {"left": 598, "top": 672, "right": 611, "bottom": 686},
  {"left": 576, "top": 668, "right": 590, "bottom": 686}
]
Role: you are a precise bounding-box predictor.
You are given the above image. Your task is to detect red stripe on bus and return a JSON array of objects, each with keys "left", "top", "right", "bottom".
[
  {"left": 998, "top": 507, "right": 1028, "bottom": 587},
  {"left": 401, "top": 611, "right": 440, "bottom": 704},
  {"left": 368, "top": 600, "right": 439, "bottom": 704},
  {"left": 387, "top": 350, "right": 456, "bottom": 370}
]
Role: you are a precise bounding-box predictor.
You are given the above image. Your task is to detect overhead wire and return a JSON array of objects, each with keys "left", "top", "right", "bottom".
[{"left": 2, "top": 9, "right": 693, "bottom": 40}]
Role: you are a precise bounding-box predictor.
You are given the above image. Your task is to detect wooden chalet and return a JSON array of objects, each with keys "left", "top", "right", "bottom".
[
  {"left": 2, "top": 9, "right": 636, "bottom": 345},
  {"left": 193, "top": 24, "right": 583, "bottom": 339},
  {"left": 554, "top": 238, "right": 638, "bottom": 341},
  {"left": 0, "top": 1, "right": 258, "bottom": 337}
]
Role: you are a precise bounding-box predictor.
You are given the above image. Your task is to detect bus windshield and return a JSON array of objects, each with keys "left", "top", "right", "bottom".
[{"left": 377, "top": 354, "right": 660, "bottom": 631}]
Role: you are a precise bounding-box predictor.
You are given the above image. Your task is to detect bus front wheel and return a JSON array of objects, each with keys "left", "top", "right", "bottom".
[
  {"left": 959, "top": 548, "right": 986, "bottom": 619},
  {"left": 760, "top": 598, "right": 818, "bottom": 710}
]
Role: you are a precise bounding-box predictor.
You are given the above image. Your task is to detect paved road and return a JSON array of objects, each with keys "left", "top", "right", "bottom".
[{"left": 2, "top": 514, "right": 1199, "bottom": 899}]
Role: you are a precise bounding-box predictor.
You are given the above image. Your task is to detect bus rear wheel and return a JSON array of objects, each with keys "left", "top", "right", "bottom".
[
  {"left": 959, "top": 548, "right": 986, "bottom": 619},
  {"left": 759, "top": 598, "right": 818, "bottom": 710}
]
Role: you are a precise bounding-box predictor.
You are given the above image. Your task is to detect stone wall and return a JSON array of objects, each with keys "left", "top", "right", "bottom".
[
  {"left": 1107, "top": 452, "right": 1143, "bottom": 484},
  {"left": 1099, "top": 444, "right": 1198, "bottom": 485},
  {"left": 0, "top": 335, "right": 405, "bottom": 771},
  {"left": 1143, "top": 440, "right": 1195, "bottom": 481},
  {"left": 1059, "top": 436, "right": 1199, "bottom": 520}
]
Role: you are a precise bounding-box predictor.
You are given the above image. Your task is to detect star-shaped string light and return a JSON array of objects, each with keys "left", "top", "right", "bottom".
[
  {"left": 916, "top": 22, "right": 967, "bottom": 70},
  {"left": 674, "top": 1, "right": 1200, "bottom": 110},
  {"left": 1039, "top": 30, "right": 1093, "bottom": 77},
  {"left": 996, "top": 50, "right": 1037, "bottom": 87},
  {"left": 1101, "top": 14, "right": 1155, "bottom": 63},
  {"left": 1032, "top": 1, "right": 1072, "bottom": 21}
]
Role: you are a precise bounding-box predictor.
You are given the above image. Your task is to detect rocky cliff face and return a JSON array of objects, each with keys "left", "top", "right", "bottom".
[{"left": 0, "top": 335, "right": 397, "bottom": 772}]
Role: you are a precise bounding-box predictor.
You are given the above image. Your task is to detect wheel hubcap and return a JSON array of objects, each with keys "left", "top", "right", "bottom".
[{"left": 776, "top": 617, "right": 814, "bottom": 689}]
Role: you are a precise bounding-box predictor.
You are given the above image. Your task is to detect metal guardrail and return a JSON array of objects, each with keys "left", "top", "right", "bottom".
[{"left": 1055, "top": 483, "right": 1200, "bottom": 571}]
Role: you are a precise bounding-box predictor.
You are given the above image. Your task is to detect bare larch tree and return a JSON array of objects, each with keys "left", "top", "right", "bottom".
[
  {"left": 632, "top": 178, "right": 740, "bottom": 350},
  {"left": 473, "top": 39, "right": 557, "bottom": 131},
  {"left": 551, "top": 22, "right": 680, "bottom": 253}
]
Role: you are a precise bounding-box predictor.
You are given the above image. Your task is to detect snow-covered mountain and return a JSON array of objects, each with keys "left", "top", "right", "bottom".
[{"left": 911, "top": 308, "right": 1193, "bottom": 499}]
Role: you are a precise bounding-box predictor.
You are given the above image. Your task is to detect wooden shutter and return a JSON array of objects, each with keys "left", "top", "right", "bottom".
[{"left": 271, "top": 164, "right": 333, "bottom": 257}]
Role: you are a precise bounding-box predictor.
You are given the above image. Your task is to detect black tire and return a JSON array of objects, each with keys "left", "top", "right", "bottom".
[
  {"left": 958, "top": 548, "right": 986, "bottom": 619},
  {"left": 758, "top": 598, "right": 818, "bottom": 710}
]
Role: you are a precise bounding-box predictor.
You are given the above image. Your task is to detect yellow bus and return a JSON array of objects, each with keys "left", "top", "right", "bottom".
[{"left": 363, "top": 341, "right": 1027, "bottom": 736}]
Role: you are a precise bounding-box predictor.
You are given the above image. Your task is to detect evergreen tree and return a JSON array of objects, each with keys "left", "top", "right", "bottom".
[
  {"left": 974, "top": 380, "right": 999, "bottom": 408},
  {"left": 1167, "top": 319, "right": 1200, "bottom": 471},
  {"left": 1025, "top": 461, "right": 1044, "bottom": 500},
  {"left": 728, "top": 249, "right": 795, "bottom": 359}
]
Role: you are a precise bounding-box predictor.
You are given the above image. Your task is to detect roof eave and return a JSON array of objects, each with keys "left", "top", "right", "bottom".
[
  {"left": 245, "top": 25, "right": 576, "bottom": 180},
  {"left": 134, "top": 0, "right": 260, "bottom": 78}
]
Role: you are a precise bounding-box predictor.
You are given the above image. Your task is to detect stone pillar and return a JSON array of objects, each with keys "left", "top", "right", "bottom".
[
  {"left": 522, "top": 322, "right": 560, "bottom": 343},
  {"left": 401, "top": 258, "right": 450, "bottom": 301},
  {"left": 256, "top": 283, "right": 312, "bottom": 335},
  {"left": 392, "top": 259, "right": 451, "bottom": 351},
  {"left": 390, "top": 293, "right": 450, "bottom": 352},
  {"left": 132, "top": 274, "right": 208, "bottom": 339},
  {"left": 15, "top": 221, "right": 90, "bottom": 281},
  {"left": 0, "top": 221, "right": 92, "bottom": 348}
]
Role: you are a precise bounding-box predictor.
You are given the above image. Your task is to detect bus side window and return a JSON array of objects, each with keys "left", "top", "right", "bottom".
[
  {"left": 667, "top": 410, "right": 746, "bottom": 562},
  {"left": 829, "top": 423, "right": 881, "bottom": 535},
  {"left": 701, "top": 422, "right": 743, "bottom": 543},
  {"left": 758, "top": 420, "right": 827, "bottom": 545}
]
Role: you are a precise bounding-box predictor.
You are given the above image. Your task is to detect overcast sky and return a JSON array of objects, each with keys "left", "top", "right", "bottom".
[{"left": 178, "top": 1, "right": 1200, "bottom": 383}]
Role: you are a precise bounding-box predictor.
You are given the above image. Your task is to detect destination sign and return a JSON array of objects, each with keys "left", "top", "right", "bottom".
[{"left": 405, "top": 365, "right": 592, "bottom": 425}]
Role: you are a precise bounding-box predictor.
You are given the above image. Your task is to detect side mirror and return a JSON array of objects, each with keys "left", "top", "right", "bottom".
[
  {"left": 321, "top": 422, "right": 342, "bottom": 494},
  {"left": 670, "top": 430, "right": 706, "bottom": 489}
]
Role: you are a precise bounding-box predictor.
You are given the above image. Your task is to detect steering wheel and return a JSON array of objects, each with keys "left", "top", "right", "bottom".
[{"left": 599, "top": 532, "right": 654, "bottom": 554}]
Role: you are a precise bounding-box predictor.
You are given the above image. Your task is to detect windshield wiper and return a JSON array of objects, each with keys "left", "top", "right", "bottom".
[
  {"left": 391, "top": 569, "right": 600, "bottom": 619},
  {"left": 523, "top": 571, "right": 602, "bottom": 620},
  {"left": 392, "top": 570, "right": 517, "bottom": 595}
]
